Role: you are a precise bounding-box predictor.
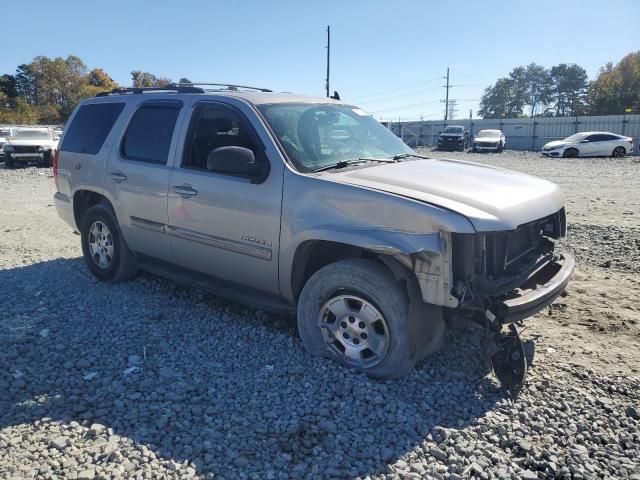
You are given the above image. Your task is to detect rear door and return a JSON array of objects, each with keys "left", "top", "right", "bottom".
[
  {"left": 104, "top": 99, "right": 186, "bottom": 263},
  {"left": 167, "top": 99, "right": 283, "bottom": 294}
]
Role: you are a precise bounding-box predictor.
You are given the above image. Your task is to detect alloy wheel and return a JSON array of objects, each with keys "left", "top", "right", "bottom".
[
  {"left": 318, "top": 294, "right": 390, "bottom": 368},
  {"left": 88, "top": 221, "right": 114, "bottom": 269}
]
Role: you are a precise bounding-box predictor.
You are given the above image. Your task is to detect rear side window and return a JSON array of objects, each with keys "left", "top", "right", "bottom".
[
  {"left": 60, "top": 103, "right": 125, "bottom": 154},
  {"left": 121, "top": 104, "right": 181, "bottom": 164}
]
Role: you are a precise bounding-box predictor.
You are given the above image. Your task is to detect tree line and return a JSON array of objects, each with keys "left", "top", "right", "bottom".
[
  {"left": 478, "top": 51, "right": 640, "bottom": 119},
  {"left": 0, "top": 55, "right": 186, "bottom": 125}
]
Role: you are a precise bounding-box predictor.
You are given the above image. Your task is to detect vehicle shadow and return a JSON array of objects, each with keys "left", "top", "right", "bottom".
[{"left": 1, "top": 258, "right": 507, "bottom": 478}]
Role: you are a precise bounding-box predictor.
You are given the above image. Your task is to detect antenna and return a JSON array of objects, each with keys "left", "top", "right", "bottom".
[{"left": 325, "top": 25, "right": 331, "bottom": 97}]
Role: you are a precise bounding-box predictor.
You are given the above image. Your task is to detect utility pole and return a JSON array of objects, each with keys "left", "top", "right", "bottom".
[
  {"left": 325, "top": 25, "right": 330, "bottom": 97},
  {"left": 443, "top": 67, "right": 450, "bottom": 122}
]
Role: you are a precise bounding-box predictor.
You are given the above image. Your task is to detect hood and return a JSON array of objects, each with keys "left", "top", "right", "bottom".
[
  {"left": 475, "top": 136, "right": 500, "bottom": 142},
  {"left": 439, "top": 133, "right": 463, "bottom": 138},
  {"left": 543, "top": 140, "right": 568, "bottom": 149},
  {"left": 326, "top": 158, "right": 565, "bottom": 232},
  {"left": 7, "top": 138, "right": 55, "bottom": 147}
]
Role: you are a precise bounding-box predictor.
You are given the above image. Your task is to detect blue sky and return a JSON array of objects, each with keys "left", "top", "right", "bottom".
[{"left": 2, "top": 0, "right": 638, "bottom": 121}]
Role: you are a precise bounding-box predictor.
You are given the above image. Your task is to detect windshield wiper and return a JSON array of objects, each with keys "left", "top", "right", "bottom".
[
  {"left": 391, "top": 152, "right": 430, "bottom": 161},
  {"left": 311, "top": 157, "right": 396, "bottom": 173}
]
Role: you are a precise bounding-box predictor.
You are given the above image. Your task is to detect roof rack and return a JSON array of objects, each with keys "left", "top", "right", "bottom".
[
  {"left": 95, "top": 85, "right": 206, "bottom": 97},
  {"left": 175, "top": 82, "right": 272, "bottom": 93}
]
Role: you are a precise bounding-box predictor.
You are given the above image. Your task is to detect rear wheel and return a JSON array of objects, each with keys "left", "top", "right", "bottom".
[
  {"left": 41, "top": 151, "right": 52, "bottom": 167},
  {"left": 563, "top": 148, "right": 578, "bottom": 158},
  {"left": 612, "top": 146, "right": 626, "bottom": 158},
  {"left": 81, "top": 203, "right": 137, "bottom": 282},
  {"left": 297, "top": 259, "right": 419, "bottom": 378}
]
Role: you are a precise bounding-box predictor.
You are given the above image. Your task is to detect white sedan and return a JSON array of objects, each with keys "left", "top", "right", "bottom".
[
  {"left": 541, "top": 132, "right": 634, "bottom": 158},
  {"left": 472, "top": 129, "right": 505, "bottom": 152}
]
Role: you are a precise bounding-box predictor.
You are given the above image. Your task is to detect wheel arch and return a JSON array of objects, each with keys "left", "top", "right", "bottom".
[
  {"left": 72, "top": 189, "right": 113, "bottom": 230},
  {"left": 289, "top": 230, "right": 444, "bottom": 302}
]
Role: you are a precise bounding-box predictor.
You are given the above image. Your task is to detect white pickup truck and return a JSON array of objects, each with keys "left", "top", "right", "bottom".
[{"left": 2, "top": 127, "right": 58, "bottom": 168}]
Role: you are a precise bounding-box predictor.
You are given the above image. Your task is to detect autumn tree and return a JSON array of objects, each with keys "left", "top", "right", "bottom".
[
  {"left": 588, "top": 51, "right": 640, "bottom": 115},
  {"left": 1, "top": 55, "right": 120, "bottom": 124}
]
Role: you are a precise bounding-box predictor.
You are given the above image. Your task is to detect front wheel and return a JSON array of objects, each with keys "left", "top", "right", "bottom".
[
  {"left": 297, "top": 259, "right": 418, "bottom": 378},
  {"left": 81, "top": 203, "right": 137, "bottom": 282},
  {"left": 4, "top": 157, "right": 14, "bottom": 168},
  {"left": 612, "top": 146, "right": 626, "bottom": 158},
  {"left": 563, "top": 148, "right": 578, "bottom": 158}
]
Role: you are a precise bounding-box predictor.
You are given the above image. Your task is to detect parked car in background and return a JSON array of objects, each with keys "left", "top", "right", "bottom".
[
  {"left": 0, "top": 127, "right": 19, "bottom": 158},
  {"left": 472, "top": 129, "right": 505, "bottom": 153},
  {"left": 437, "top": 125, "right": 470, "bottom": 151},
  {"left": 541, "top": 132, "right": 633, "bottom": 158},
  {"left": 2, "top": 127, "right": 58, "bottom": 167},
  {"left": 53, "top": 84, "right": 573, "bottom": 384}
]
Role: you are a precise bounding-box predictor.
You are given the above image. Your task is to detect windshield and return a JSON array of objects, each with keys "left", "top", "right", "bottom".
[
  {"left": 443, "top": 126, "right": 463, "bottom": 134},
  {"left": 476, "top": 130, "right": 500, "bottom": 138},
  {"left": 14, "top": 129, "right": 51, "bottom": 140},
  {"left": 563, "top": 133, "right": 588, "bottom": 142},
  {"left": 258, "top": 103, "right": 412, "bottom": 172}
]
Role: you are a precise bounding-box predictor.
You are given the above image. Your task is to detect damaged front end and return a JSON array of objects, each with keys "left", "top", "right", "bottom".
[{"left": 450, "top": 208, "right": 574, "bottom": 392}]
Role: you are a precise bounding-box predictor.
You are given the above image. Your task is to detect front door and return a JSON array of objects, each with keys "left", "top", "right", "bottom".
[
  {"left": 167, "top": 100, "right": 283, "bottom": 294},
  {"left": 104, "top": 99, "right": 185, "bottom": 262}
]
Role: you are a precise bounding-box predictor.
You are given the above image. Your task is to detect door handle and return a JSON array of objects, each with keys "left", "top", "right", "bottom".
[
  {"left": 173, "top": 185, "right": 198, "bottom": 197},
  {"left": 110, "top": 171, "right": 128, "bottom": 183}
]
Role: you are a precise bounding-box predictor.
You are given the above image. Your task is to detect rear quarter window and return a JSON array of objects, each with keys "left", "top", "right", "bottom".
[
  {"left": 60, "top": 103, "right": 125, "bottom": 154},
  {"left": 121, "top": 105, "right": 181, "bottom": 164}
]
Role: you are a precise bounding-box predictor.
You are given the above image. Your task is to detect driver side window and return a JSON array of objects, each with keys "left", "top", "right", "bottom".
[{"left": 182, "top": 106, "right": 258, "bottom": 170}]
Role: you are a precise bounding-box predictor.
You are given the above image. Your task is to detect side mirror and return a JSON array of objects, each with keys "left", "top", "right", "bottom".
[{"left": 207, "top": 146, "right": 262, "bottom": 177}]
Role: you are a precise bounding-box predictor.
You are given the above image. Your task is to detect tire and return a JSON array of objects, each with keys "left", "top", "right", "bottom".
[
  {"left": 4, "top": 157, "right": 14, "bottom": 168},
  {"left": 612, "top": 146, "right": 626, "bottom": 158},
  {"left": 297, "top": 258, "right": 417, "bottom": 378},
  {"left": 41, "top": 151, "right": 52, "bottom": 167},
  {"left": 563, "top": 148, "right": 578, "bottom": 158},
  {"left": 80, "top": 203, "right": 137, "bottom": 282},
  {"left": 471, "top": 148, "right": 478, "bottom": 153},
  {"left": 497, "top": 144, "right": 504, "bottom": 153}
]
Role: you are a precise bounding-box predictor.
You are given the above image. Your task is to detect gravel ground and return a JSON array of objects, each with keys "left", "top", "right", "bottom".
[{"left": 1, "top": 159, "right": 640, "bottom": 480}]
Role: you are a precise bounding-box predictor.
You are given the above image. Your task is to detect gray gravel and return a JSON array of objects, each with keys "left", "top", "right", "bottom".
[{"left": 2, "top": 164, "right": 640, "bottom": 479}]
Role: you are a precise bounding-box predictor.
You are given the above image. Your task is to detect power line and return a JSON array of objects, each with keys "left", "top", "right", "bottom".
[
  {"left": 370, "top": 99, "right": 441, "bottom": 114},
  {"left": 356, "top": 85, "right": 442, "bottom": 106},
  {"left": 349, "top": 76, "right": 443, "bottom": 102}
]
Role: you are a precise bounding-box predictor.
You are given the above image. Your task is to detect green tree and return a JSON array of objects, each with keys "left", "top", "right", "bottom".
[
  {"left": 520, "top": 63, "right": 553, "bottom": 117},
  {"left": 131, "top": 71, "right": 172, "bottom": 88},
  {"left": 178, "top": 77, "right": 192, "bottom": 84},
  {"left": 550, "top": 64, "right": 588, "bottom": 116},
  {"left": 478, "top": 78, "right": 522, "bottom": 118},
  {"left": 588, "top": 51, "right": 640, "bottom": 115},
  {"left": 480, "top": 63, "right": 555, "bottom": 118}
]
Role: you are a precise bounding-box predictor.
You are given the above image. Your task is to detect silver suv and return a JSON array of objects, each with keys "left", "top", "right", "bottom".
[{"left": 53, "top": 84, "right": 574, "bottom": 385}]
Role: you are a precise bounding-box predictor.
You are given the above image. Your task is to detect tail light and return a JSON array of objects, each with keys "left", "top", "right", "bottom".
[{"left": 53, "top": 149, "right": 59, "bottom": 190}]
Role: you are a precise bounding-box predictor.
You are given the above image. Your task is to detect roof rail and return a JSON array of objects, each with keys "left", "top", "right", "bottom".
[
  {"left": 95, "top": 85, "right": 206, "bottom": 97},
  {"left": 175, "top": 82, "right": 272, "bottom": 93}
]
